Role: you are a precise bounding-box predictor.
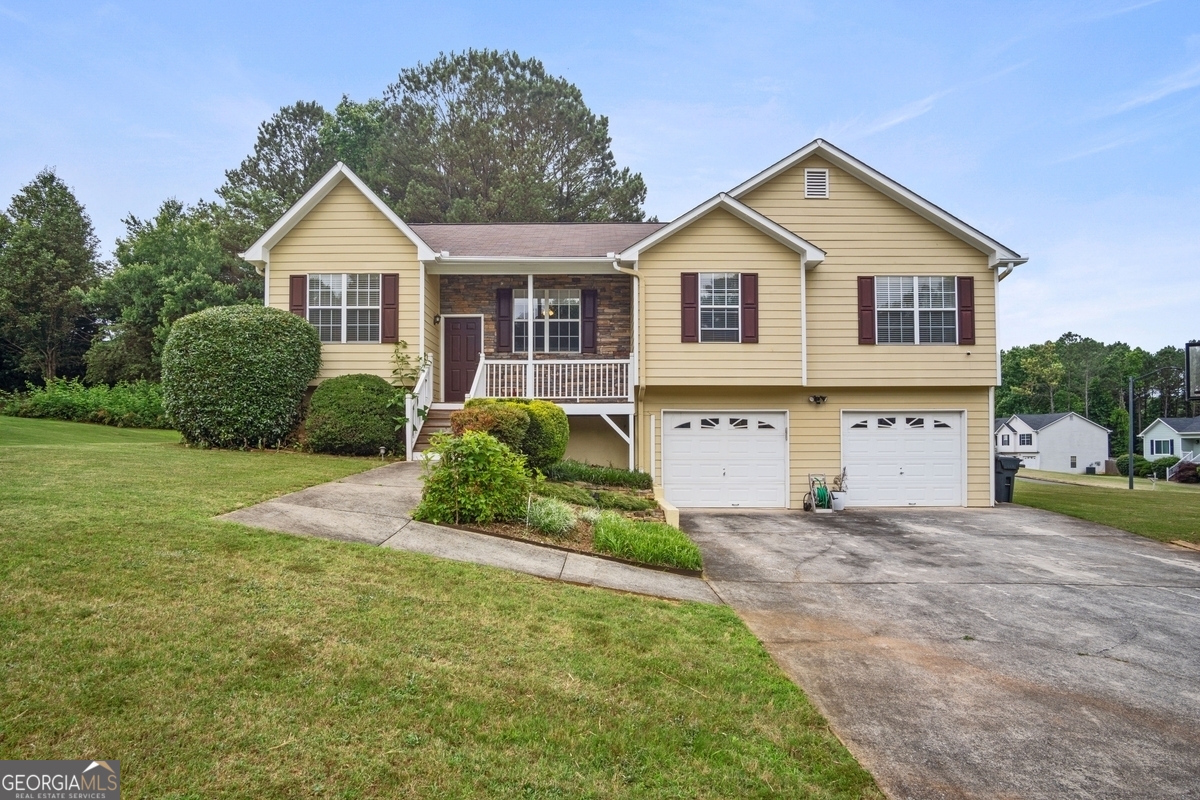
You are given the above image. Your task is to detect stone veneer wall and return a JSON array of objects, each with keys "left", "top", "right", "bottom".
[{"left": 437, "top": 274, "right": 631, "bottom": 359}]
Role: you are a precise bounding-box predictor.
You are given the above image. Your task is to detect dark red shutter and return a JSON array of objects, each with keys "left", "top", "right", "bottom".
[
  {"left": 740, "top": 273, "right": 758, "bottom": 343},
  {"left": 289, "top": 274, "right": 307, "bottom": 318},
  {"left": 957, "top": 276, "right": 975, "bottom": 346},
  {"left": 581, "top": 289, "right": 598, "bottom": 354},
  {"left": 495, "top": 288, "right": 513, "bottom": 353},
  {"left": 857, "top": 276, "right": 875, "bottom": 345},
  {"left": 381, "top": 273, "right": 399, "bottom": 343},
  {"left": 681, "top": 273, "right": 699, "bottom": 343}
]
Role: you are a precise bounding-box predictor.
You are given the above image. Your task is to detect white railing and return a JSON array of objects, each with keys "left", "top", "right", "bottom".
[
  {"left": 404, "top": 359, "right": 434, "bottom": 460},
  {"left": 473, "top": 357, "right": 632, "bottom": 401},
  {"left": 1167, "top": 450, "right": 1195, "bottom": 481}
]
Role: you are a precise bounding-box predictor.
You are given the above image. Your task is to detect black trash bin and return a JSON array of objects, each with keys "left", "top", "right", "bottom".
[{"left": 994, "top": 456, "right": 1021, "bottom": 503}]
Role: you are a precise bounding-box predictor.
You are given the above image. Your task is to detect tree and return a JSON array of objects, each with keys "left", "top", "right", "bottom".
[
  {"left": 85, "top": 200, "right": 256, "bottom": 383},
  {"left": 383, "top": 50, "right": 649, "bottom": 222},
  {"left": 0, "top": 169, "right": 101, "bottom": 381},
  {"left": 1015, "top": 342, "right": 1066, "bottom": 412}
]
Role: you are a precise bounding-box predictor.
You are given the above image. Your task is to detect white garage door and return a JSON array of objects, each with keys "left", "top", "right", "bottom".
[
  {"left": 841, "top": 412, "right": 964, "bottom": 507},
  {"left": 662, "top": 411, "right": 788, "bottom": 508}
]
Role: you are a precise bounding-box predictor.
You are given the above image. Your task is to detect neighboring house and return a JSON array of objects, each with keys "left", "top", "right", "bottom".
[
  {"left": 241, "top": 139, "right": 1027, "bottom": 509},
  {"left": 1139, "top": 417, "right": 1200, "bottom": 463},
  {"left": 994, "top": 413, "right": 1110, "bottom": 473}
]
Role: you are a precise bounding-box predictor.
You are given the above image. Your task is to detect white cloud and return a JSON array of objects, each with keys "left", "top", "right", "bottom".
[{"left": 1103, "top": 61, "right": 1200, "bottom": 116}]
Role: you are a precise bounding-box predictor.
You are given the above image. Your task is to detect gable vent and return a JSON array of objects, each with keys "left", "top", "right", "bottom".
[{"left": 804, "top": 168, "right": 829, "bottom": 199}]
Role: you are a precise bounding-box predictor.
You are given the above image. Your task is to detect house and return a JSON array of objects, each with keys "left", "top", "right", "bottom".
[
  {"left": 1139, "top": 417, "right": 1200, "bottom": 462},
  {"left": 994, "top": 413, "right": 1110, "bottom": 473},
  {"left": 240, "top": 139, "right": 1027, "bottom": 509}
]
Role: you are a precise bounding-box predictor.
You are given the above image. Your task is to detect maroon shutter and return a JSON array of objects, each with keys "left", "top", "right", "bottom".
[
  {"left": 740, "top": 273, "right": 758, "bottom": 343},
  {"left": 681, "top": 273, "right": 699, "bottom": 343},
  {"left": 495, "top": 288, "right": 513, "bottom": 353},
  {"left": 581, "top": 289, "right": 598, "bottom": 354},
  {"left": 857, "top": 276, "right": 875, "bottom": 345},
  {"left": 381, "top": 273, "right": 399, "bottom": 343},
  {"left": 957, "top": 276, "right": 975, "bottom": 345},
  {"left": 289, "top": 274, "right": 307, "bottom": 318}
]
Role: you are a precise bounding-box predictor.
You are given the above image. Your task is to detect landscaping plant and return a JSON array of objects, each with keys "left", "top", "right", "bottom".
[
  {"left": 161, "top": 305, "right": 321, "bottom": 448},
  {"left": 545, "top": 459, "right": 653, "bottom": 490},
  {"left": 534, "top": 481, "right": 656, "bottom": 512},
  {"left": 305, "top": 374, "right": 399, "bottom": 456},
  {"left": 527, "top": 497, "right": 578, "bottom": 536},
  {"left": 413, "top": 431, "right": 532, "bottom": 525},
  {"left": 465, "top": 397, "right": 568, "bottom": 470},
  {"left": 449, "top": 403, "right": 530, "bottom": 452},
  {"left": 0, "top": 378, "right": 167, "bottom": 428},
  {"left": 592, "top": 511, "right": 703, "bottom": 571}
]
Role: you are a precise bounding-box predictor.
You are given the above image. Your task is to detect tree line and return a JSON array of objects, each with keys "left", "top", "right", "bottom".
[
  {"left": 997, "top": 333, "right": 1194, "bottom": 455},
  {"left": 0, "top": 49, "right": 649, "bottom": 390}
]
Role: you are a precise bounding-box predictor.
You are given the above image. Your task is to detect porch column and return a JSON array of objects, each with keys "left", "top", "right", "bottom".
[{"left": 526, "top": 273, "right": 534, "bottom": 398}]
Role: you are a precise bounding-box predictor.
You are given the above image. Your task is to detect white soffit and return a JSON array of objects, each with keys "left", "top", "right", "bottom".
[
  {"left": 240, "top": 162, "right": 436, "bottom": 265},
  {"left": 730, "top": 139, "right": 1027, "bottom": 268},
  {"left": 619, "top": 193, "right": 826, "bottom": 267}
]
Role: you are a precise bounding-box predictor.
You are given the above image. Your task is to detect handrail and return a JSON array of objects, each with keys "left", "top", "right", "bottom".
[
  {"left": 471, "top": 356, "right": 632, "bottom": 401},
  {"left": 1166, "top": 450, "right": 1195, "bottom": 481},
  {"left": 404, "top": 358, "right": 434, "bottom": 460},
  {"left": 465, "top": 351, "right": 487, "bottom": 400}
]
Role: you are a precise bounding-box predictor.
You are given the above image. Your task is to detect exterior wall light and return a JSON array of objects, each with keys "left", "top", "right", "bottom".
[
  {"left": 433, "top": 314, "right": 441, "bottom": 324},
  {"left": 808, "top": 395, "right": 827, "bottom": 405}
]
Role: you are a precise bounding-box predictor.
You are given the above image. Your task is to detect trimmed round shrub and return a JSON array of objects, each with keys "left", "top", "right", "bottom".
[
  {"left": 1144, "top": 455, "right": 1179, "bottom": 479},
  {"left": 527, "top": 497, "right": 577, "bottom": 536},
  {"left": 450, "top": 403, "right": 530, "bottom": 451},
  {"left": 464, "top": 397, "right": 569, "bottom": 470},
  {"left": 306, "top": 374, "right": 398, "bottom": 455},
  {"left": 162, "top": 305, "right": 321, "bottom": 448},
  {"left": 413, "top": 431, "right": 532, "bottom": 525}
]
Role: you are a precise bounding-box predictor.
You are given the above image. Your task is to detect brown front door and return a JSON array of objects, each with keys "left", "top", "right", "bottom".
[{"left": 445, "top": 317, "right": 481, "bottom": 402}]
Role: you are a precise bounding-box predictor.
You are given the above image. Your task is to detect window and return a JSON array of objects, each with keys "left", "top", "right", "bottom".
[
  {"left": 700, "top": 417, "right": 720, "bottom": 429},
  {"left": 804, "top": 168, "right": 830, "bottom": 198},
  {"left": 729, "top": 417, "right": 748, "bottom": 429},
  {"left": 1070, "top": 456, "right": 1077, "bottom": 468},
  {"left": 308, "top": 273, "right": 381, "bottom": 343},
  {"left": 1150, "top": 439, "right": 1175, "bottom": 456},
  {"left": 875, "top": 276, "right": 957, "bottom": 344},
  {"left": 514, "top": 289, "right": 580, "bottom": 353},
  {"left": 1001, "top": 434, "right": 1010, "bottom": 446},
  {"left": 1019, "top": 433, "right": 1032, "bottom": 447},
  {"left": 699, "top": 273, "right": 740, "bottom": 342},
  {"left": 877, "top": 417, "right": 896, "bottom": 428}
]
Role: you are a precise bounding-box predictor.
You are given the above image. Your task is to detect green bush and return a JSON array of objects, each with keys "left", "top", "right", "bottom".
[
  {"left": 305, "top": 374, "right": 398, "bottom": 455},
  {"left": 465, "top": 397, "right": 569, "bottom": 470},
  {"left": 450, "top": 404, "right": 530, "bottom": 451},
  {"left": 413, "top": 431, "right": 532, "bottom": 525},
  {"left": 1144, "top": 455, "right": 1179, "bottom": 479},
  {"left": 161, "top": 305, "right": 321, "bottom": 448},
  {"left": 0, "top": 378, "right": 167, "bottom": 428},
  {"left": 1115, "top": 454, "right": 1150, "bottom": 477},
  {"left": 527, "top": 497, "right": 577, "bottom": 536},
  {"left": 592, "top": 511, "right": 702, "bottom": 571},
  {"left": 544, "top": 459, "right": 652, "bottom": 490}
]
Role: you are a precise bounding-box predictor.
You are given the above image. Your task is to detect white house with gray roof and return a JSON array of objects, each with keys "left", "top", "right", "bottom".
[
  {"left": 994, "top": 413, "right": 1110, "bottom": 473},
  {"left": 1138, "top": 417, "right": 1200, "bottom": 464}
]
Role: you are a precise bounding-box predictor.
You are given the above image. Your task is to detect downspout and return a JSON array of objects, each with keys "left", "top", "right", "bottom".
[{"left": 800, "top": 256, "right": 808, "bottom": 386}]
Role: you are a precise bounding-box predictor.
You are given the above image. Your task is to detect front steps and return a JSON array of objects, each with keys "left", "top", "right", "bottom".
[{"left": 413, "top": 408, "right": 454, "bottom": 454}]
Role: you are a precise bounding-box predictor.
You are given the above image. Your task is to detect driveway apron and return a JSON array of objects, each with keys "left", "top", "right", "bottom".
[{"left": 683, "top": 505, "right": 1200, "bottom": 800}]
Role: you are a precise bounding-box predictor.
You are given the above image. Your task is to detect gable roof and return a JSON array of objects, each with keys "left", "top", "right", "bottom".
[
  {"left": 240, "top": 162, "right": 436, "bottom": 266},
  {"left": 618, "top": 193, "right": 826, "bottom": 266},
  {"left": 729, "top": 139, "right": 1027, "bottom": 268},
  {"left": 999, "top": 413, "right": 1110, "bottom": 434},
  {"left": 410, "top": 222, "right": 664, "bottom": 259},
  {"left": 1139, "top": 417, "right": 1200, "bottom": 437}
]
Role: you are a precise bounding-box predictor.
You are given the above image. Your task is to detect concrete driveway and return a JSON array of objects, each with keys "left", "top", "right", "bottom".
[{"left": 682, "top": 505, "right": 1200, "bottom": 800}]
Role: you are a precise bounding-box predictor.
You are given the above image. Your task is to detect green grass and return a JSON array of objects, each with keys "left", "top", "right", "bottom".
[
  {"left": 534, "top": 480, "right": 658, "bottom": 512},
  {"left": 593, "top": 511, "right": 704, "bottom": 571},
  {"left": 1015, "top": 478, "right": 1200, "bottom": 544},
  {"left": 1019, "top": 468, "right": 1200, "bottom": 493},
  {"left": 544, "top": 459, "right": 653, "bottom": 490},
  {"left": 0, "top": 417, "right": 878, "bottom": 799}
]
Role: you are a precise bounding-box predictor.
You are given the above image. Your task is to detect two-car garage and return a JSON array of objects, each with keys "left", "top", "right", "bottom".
[{"left": 660, "top": 408, "right": 966, "bottom": 509}]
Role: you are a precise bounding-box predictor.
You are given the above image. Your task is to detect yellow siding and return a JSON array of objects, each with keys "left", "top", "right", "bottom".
[
  {"left": 637, "top": 386, "right": 992, "bottom": 507},
  {"left": 423, "top": 268, "right": 440, "bottom": 400},
  {"left": 740, "top": 156, "right": 997, "bottom": 387},
  {"left": 565, "top": 416, "right": 630, "bottom": 468},
  {"left": 637, "top": 208, "right": 804, "bottom": 386},
  {"left": 267, "top": 178, "right": 421, "bottom": 383}
]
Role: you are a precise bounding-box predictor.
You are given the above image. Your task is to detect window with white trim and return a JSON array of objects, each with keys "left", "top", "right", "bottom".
[
  {"left": 308, "top": 273, "right": 381, "bottom": 343},
  {"left": 699, "top": 272, "right": 740, "bottom": 342},
  {"left": 875, "top": 276, "right": 958, "bottom": 344},
  {"left": 1001, "top": 434, "right": 1010, "bottom": 446},
  {"left": 1019, "top": 433, "right": 1032, "bottom": 447},
  {"left": 1150, "top": 439, "right": 1175, "bottom": 456},
  {"left": 514, "top": 288, "right": 580, "bottom": 353},
  {"left": 1070, "top": 456, "right": 1077, "bottom": 468}
]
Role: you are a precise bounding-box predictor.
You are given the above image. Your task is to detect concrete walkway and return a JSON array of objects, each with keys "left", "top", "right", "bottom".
[{"left": 218, "top": 461, "right": 718, "bottom": 605}]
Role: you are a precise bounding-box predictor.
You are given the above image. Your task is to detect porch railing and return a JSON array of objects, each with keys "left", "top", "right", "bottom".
[
  {"left": 468, "top": 356, "right": 632, "bottom": 402},
  {"left": 1167, "top": 450, "right": 1195, "bottom": 481},
  {"left": 404, "top": 359, "right": 434, "bottom": 460}
]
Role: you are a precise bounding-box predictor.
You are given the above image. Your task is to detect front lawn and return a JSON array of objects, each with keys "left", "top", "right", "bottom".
[
  {"left": 0, "top": 417, "right": 879, "bottom": 799},
  {"left": 1014, "top": 477, "right": 1200, "bottom": 544}
]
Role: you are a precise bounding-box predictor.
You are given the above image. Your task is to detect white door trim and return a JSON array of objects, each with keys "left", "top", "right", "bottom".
[
  {"left": 839, "top": 408, "right": 968, "bottom": 508},
  {"left": 661, "top": 408, "right": 790, "bottom": 509},
  {"left": 439, "top": 314, "right": 484, "bottom": 403}
]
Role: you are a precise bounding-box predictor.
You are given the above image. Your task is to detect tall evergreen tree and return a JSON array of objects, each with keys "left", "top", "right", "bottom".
[{"left": 0, "top": 169, "right": 101, "bottom": 381}]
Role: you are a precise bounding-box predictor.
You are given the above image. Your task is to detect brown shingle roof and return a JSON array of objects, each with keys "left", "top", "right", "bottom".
[{"left": 409, "top": 222, "right": 666, "bottom": 258}]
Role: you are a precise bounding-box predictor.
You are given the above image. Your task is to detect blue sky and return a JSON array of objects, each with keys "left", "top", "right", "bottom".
[{"left": 2, "top": 0, "right": 1197, "bottom": 350}]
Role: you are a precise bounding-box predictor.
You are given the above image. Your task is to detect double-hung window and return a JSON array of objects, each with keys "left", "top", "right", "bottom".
[
  {"left": 514, "top": 289, "right": 581, "bottom": 353},
  {"left": 875, "top": 276, "right": 957, "bottom": 344},
  {"left": 308, "top": 273, "right": 381, "bottom": 343},
  {"left": 699, "top": 272, "right": 740, "bottom": 342},
  {"left": 1150, "top": 439, "right": 1175, "bottom": 456},
  {"left": 1001, "top": 434, "right": 1010, "bottom": 446}
]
